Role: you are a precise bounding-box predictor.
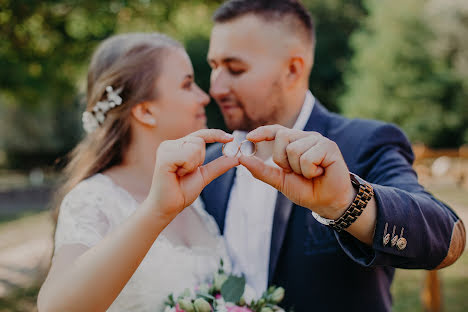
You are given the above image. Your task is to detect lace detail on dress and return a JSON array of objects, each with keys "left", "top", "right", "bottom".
[
  {"left": 54, "top": 178, "right": 114, "bottom": 252},
  {"left": 54, "top": 174, "right": 231, "bottom": 312}
]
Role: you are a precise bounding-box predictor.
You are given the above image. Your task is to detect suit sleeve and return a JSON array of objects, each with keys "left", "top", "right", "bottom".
[{"left": 334, "top": 123, "right": 466, "bottom": 269}]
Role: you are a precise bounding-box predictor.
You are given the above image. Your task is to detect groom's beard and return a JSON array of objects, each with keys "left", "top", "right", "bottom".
[{"left": 220, "top": 81, "right": 285, "bottom": 132}]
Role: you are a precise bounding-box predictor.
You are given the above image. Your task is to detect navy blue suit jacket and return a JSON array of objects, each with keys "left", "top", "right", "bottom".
[{"left": 201, "top": 100, "right": 465, "bottom": 312}]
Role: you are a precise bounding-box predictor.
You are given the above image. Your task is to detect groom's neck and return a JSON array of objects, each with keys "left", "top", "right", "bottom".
[{"left": 277, "top": 88, "right": 308, "bottom": 129}]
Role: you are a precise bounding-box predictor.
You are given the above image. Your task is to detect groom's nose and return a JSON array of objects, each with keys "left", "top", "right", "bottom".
[{"left": 210, "top": 68, "right": 230, "bottom": 99}]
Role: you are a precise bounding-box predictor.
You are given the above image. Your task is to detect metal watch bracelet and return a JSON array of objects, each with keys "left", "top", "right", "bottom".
[
  {"left": 331, "top": 173, "right": 374, "bottom": 232},
  {"left": 312, "top": 173, "right": 374, "bottom": 232}
]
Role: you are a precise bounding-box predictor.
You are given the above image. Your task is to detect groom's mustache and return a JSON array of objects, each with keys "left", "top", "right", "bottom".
[{"left": 216, "top": 95, "right": 244, "bottom": 110}]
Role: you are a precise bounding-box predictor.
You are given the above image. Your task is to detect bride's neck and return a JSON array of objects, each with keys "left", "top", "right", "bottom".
[{"left": 105, "top": 133, "right": 162, "bottom": 203}]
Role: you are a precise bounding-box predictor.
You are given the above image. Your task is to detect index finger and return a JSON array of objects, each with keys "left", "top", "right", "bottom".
[
  {"left": 246, "top": 125, "right": 285, "bottom": 142},
  {"left": 189, "top": 129, "right": 234, "bottom": 144},
  {"left": 247, "top": 125, "right": 310, "bottom": 143}
]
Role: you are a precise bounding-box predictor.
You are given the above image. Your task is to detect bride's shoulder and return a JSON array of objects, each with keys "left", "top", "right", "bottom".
[
  {"left": 55, "top": 174, "right": 122, "bottom": 250},
  {"left": 61, "top": 174, "right": 119, "bottom": 209}
]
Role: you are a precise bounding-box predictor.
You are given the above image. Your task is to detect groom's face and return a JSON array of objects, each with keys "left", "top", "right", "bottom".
[{"left": 208, "top": 15, "right": 290, "bottom": 132}]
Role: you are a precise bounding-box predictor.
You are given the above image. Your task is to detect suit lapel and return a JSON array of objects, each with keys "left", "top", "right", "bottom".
[
  {"left": 268, "top": 191, "right": 294, "bottom": 283},
  {"left": 268, "top": 98, "right": 331, "bottom": 282},
  {"left": 303, "top": 99, "right": 330, "bottom": 134},
  {"left": 216, "top": 167, "right": 236, "bottom": 235}
]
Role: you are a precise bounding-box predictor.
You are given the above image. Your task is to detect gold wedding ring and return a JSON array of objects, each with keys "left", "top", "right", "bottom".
[{"left": 222, "top": 140, "right": 257, "bottom": 157}]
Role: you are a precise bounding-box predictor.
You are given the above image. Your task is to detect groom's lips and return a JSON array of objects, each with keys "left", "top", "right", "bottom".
[{"left": 219, "top": 104, "right": 239, "bottom": 113}]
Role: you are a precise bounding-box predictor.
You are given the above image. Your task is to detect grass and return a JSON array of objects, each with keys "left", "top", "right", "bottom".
[
  {"left": 0, "top": 210, "right": 45, "bottom": 227},
  {"left": 0, "top": 283, "right": 40, "bottom": 312},
  {"left": 392, "top": 253, "right": 468, "bottom": 312},
  {"left": 0, "top": 211, "right": 50, "bottom": 312}
]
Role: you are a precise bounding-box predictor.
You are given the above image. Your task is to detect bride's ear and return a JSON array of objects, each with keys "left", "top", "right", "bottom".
[{"left": 131, "top": 102, "right": 158, "bottom": 127}]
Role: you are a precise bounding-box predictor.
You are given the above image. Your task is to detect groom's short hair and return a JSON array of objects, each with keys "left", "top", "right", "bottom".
[{"left": 213, "top": 0, "right": 315, "bottom": 47}]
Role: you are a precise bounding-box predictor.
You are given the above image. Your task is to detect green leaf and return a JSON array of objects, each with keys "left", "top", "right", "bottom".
[
  {"left": 220, "top": 275, "right": 246, "bottom": 303},
  {"left": 164, "top": 293, "right": 175, "bottom": 307},
  {"left": 218, "top": 258, "right": 225, "bottom": 274},
  {"left": 196, "top": 292, "right": 215, "bottom": 301}
]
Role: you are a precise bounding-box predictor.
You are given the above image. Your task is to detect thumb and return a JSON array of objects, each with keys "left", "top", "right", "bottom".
[
  {"left": 238, "top": 155, "right": 284, "bottom": 191},
  {"left": 199, "top": 156, "right": 239, "bottom": 187}
]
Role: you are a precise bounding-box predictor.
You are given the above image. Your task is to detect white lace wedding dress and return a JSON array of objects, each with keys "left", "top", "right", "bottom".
[{"left": 54, "top": 173, "right": 231, "bottom": 312}]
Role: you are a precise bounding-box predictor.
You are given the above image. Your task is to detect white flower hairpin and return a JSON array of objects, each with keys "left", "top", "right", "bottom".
[{"left": 82, "top": 86, "right": 124, "bottom": 133}]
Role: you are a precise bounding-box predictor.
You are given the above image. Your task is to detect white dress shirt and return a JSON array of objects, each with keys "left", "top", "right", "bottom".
[{"left": 224, "top": 91, "right": 315, "bottom": 297}]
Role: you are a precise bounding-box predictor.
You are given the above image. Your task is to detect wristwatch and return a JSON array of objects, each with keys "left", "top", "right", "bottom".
[{"left": 312, "top": 173, "right": 374, "bottom": 232}]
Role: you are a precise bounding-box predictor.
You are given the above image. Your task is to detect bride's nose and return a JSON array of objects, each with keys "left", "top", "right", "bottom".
[{"left": 196, "top": 84, "right": 210, "bottom": 107}]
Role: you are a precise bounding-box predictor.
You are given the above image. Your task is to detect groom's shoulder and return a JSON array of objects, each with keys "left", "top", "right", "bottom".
[
  {"left": 326, "top": 111, "right": 407, "bottom": 144},
  {"left": 313, "top": 101, "right": 392, "bottom": 140},
  {"left": 325, "top": 109, "right": 384, "bottom": 133},
  {"left": 205, "top": 143, "right": 223, "bottom": 164}
]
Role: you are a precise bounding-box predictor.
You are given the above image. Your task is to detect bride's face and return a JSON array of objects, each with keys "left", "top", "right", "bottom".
[{"left": 153, "top": 48, "right": 210, "bottom": 140}]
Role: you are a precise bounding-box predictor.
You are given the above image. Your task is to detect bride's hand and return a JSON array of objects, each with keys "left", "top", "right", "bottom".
[{"left": 148, "top": 129, "right": 239, "bottom": 219}]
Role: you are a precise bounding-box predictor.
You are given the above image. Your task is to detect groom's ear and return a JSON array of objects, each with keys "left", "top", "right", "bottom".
[
  {"left": 131, "top": 102, "right": 158, "bottom": 127},
  {"left": 285, "top": 56, "right": 305, "bottom": 89}
]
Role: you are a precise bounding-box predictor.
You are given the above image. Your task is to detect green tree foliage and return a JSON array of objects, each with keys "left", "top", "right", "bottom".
[
  {"left": 1, "top": 0, "right": 368, "bottom": 169},
  {"left": 6, "top": 0, "right": 465, "bottom": 169},
  {"left": 304, "top": 0, "right": 367, "bottom": 112},
  {"left": 0, "top": 0, "right": 221, "bottom": 169},
  {"left": 340, "top": 0, "right": 468, "bottom": 148}
]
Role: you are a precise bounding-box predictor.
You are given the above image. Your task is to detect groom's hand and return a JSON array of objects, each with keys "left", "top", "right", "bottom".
[
  {"left": 149, "top": 129, "right": 239, "bottom": 219},
  {"left": 239, "top": 125, "right": 356, "bottom": 220}
]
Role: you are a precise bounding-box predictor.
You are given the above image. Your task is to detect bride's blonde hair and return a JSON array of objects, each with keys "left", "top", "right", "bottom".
[{"left": 52, "top": 33, "right": 182, "bottom": 223}]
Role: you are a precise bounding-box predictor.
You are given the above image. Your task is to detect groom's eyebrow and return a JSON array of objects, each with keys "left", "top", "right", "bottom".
[
  {"left": 222, "top": 57, "right": 244, "bottom": 64},
  {"left": 223, "top": 57, "right": 243, "bottom": 63},
  {"left": 207, "top": 57, "right": 245, "bottom": 65}
]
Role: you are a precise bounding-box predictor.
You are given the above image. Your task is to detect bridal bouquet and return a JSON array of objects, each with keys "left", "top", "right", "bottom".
[{"left": 163, "top": 260, "right": 285, "bottom": 312}]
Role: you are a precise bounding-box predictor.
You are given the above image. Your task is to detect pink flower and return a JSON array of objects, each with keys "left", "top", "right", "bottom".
[
  {"left": 175, "top": 303, "right": 185, "bottom": 312},
  {"left": 215, "top": 294, "right": 222, "bottom": 299},
  {"left": 226, "top": 306, "right": 253, "bottom": 312}
]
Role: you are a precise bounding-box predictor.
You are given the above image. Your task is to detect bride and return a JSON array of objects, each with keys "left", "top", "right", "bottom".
[{"left": 37, "top": 33, "right": 239, "bottom": 312}]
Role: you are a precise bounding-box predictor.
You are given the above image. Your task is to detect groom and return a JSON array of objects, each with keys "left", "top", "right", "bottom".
[{"left": 201, "top": 0, "right": 465, "bottom": 311}]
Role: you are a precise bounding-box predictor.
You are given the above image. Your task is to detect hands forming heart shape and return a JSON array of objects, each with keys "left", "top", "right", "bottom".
[{"left": 149, "top": 125, "right": 356, "bottom": 223}]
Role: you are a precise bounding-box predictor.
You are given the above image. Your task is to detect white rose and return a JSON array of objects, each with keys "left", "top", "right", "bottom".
[
  {"left": 242, "top": 284, "right": 257, "bottom": 305},
  {"left": 164, "top": 306, "right": 175, "bottom": 312}
]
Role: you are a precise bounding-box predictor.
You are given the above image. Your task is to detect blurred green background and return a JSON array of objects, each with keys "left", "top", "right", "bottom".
[
  {"left": 1, "top": 0, "right": 467, "bottom": 171},
  {"left": 0, "top": 0, "right": 467, "bottom": 311}
]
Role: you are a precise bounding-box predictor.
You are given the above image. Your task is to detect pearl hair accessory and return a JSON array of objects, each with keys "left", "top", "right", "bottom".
[{"left": 82, "top": 86, "right": 123, "bottom": 133}]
